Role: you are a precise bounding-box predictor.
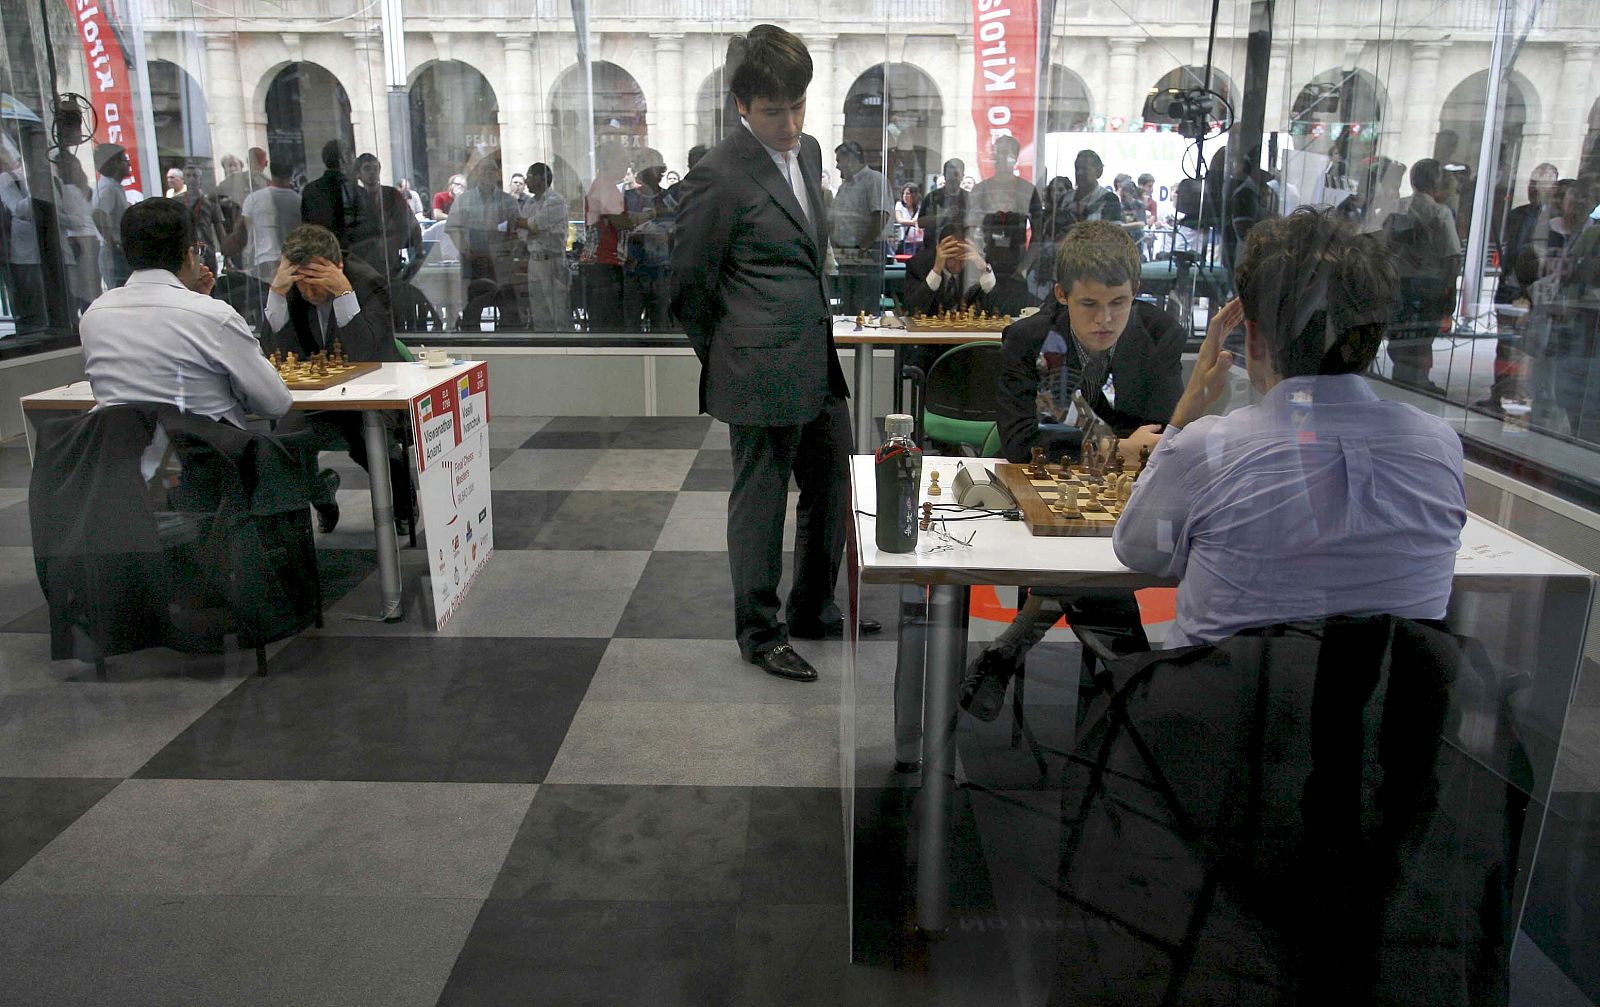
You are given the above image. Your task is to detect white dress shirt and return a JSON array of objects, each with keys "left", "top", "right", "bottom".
[
  {"left": 741, "top": 118, "right": 811, "bottom": 227},
  {"left": 81, "top": 269, "right": 292, "bottom": 427},
  {"left": 1113, "top": 375, "right": 1465, "bottom": 647},
  {"left": 264, "top": 287, "right": 361, "bottom": 345}
]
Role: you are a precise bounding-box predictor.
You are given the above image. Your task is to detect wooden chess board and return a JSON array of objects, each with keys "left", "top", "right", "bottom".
[
  {"left": 903, "top": 311, "right": 1012, "bottom": 333},
  {"left": 274, "top": 359, "right": 382, "bottom": 390},
  {"left": 994, "top": 462, "right": 1132, "bottom": 537}
]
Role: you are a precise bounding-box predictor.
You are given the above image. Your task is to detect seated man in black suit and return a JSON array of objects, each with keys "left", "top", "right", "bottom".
[
  {"left": 902, "top": 222, "right": 1037, "bottom": 376},
  {"left": 962, "top": 219, "right": 1185, "bottom": 720},
  {"left": 262, "top": 223, "right": 409, "bottom": 533}
]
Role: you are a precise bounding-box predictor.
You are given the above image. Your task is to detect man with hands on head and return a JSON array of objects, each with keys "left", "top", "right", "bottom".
[
  {"left": 1113, "top": 208, "right": 1466, "bottom": 648},
  {"left": 262, "top": 223, "right": 406, "bottom": 535}
]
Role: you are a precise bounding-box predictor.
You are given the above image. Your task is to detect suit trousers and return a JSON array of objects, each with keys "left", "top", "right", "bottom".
[
  {"left": 280, "top": 411, "right": 415, "bottom": 522},
  {"left": 727, "top": 396, "right": 851, "bottom": 659}
]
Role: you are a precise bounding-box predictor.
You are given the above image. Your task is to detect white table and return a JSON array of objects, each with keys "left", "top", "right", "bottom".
[
  {"left": 20, "top": 360, "right": 483, "bottom": 623},
  {"left": 847, "top": 454, "right": 1597, "bottom": 934},
  {"left": 833, "top": 317, "right": 1004, "bottom": 455}
]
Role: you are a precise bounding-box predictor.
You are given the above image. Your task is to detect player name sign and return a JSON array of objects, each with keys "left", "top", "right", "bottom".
[{"left": 410, "top": 363, "right": 493, "bottom": 629}]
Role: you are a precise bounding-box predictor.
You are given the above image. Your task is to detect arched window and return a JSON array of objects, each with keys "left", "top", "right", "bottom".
[
  {"left": 409, "top": 60, "right": 501, "bottom": 202},
  {"left": 549, "top": 60, "right": 648, "bottom": 208},
  {"left": 264, "top": 62, "right": 353, "bottom": 187},
  {"left": 148, "top": 60, "right": 212, "bottom": 181},
  {"left": 842, "top": 63, "right": 943, "bottom": 190}
]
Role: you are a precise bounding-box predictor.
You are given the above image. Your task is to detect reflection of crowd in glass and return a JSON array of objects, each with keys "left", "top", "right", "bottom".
[{"left": 5, "top": 114, "right": 1600, "bottom": 446}]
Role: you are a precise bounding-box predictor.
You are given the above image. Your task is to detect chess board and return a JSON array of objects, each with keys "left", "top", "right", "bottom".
[
  {"left": 903, "top": 309, "right": 1012, "bottom": 332},
  {"left": 273, "top": 359, "right": 382, "bottom": 390},
  {"left": 994, "top": 462, "right": 1132, "bottom": 537}
]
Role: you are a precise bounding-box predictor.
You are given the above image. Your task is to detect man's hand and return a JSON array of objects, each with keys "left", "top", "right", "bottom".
[
  {"left": 1118, "top": 424, "right": 1163, "bottom": 463},
  {"left": 182, "top": 262, "right": 215, "bottom": 296},
  {"left": 298, "top": 257, "right": 353, "bottom": 299},
  {"left": 269, "top": 256, "right": 298, "bottom": 295},
  {"left": 932, "top": 234, "right": 963, "bottom": 275},
  {"left": 1170, "top": 297, "right": 1243, "bottom": 429},
  {"left": 961, "top": 240, "right": 989, "bottom": 274}
]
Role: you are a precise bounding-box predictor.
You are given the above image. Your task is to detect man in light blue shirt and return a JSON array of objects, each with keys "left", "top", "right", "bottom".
[{"left": 1114, "top": 208, "right": 1466, "bottom": 647}]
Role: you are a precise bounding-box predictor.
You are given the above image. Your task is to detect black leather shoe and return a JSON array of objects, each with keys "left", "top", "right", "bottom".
[
  {"left": 753, "top": 644, "right": 818, "bottom": 682},
  {"left": 790, "top": 618, "right": 884, "bottom": 640},
  {"left": 314, "top": 501, "right": 341, "bottom": 534}
]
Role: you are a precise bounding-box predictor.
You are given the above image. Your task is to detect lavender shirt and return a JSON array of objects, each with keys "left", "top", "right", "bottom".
[{"left": 1113, "top": 375, "right": 1466, "bottom": 647}]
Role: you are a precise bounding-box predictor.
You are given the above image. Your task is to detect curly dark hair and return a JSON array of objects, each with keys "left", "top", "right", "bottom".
[{"left": 1234, "top": 207, "right": 1398, "bottom": 378}]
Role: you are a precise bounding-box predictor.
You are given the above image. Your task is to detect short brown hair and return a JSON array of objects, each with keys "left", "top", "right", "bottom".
[
  {"left": 1234, "top": 207, "right": 1397, "bottom": 377},
  {"left": 727, "top": 24, "right": 811, "bottom": 105},
  {"left": 1055, "top": 220, "right": 1140, "bottom": 295}
]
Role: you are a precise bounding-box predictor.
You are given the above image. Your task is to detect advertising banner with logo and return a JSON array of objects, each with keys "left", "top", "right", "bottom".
[
  {"left": 970, "top": 0, "right": 1039, "bottom": 181},
  {"left": 66, "top": 0, "right": 147, "bottom": 194},
  {"left": 410, "top": 362, "right": 493, "bottom": 629}
]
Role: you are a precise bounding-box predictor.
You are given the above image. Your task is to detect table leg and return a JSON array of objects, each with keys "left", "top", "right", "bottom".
[
  {"left": 894, "top": 584, "right": 929, "bottom": 765},
  {"left": 916, "top": 583, "right": 970, "bottom": 932},
  {"left": 362, "top": 411, "right": 405, "bottom": 622},
  {"left": 853, "top": 343, "right": 877, "bottom": 455}
]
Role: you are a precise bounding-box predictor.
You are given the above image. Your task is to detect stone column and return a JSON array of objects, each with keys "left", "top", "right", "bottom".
[
  {"left": 500, "top": 33, "right": 536, "bottom": 179},
  {"left": 807, "top": 33, "right": 838, "bottom": 155},
  {"left": 1402, "top": 42, "right": 1447, "bottom": 175},
  {"left": 1107, "top": 38, "right": 1140, "bottom": 126},
  {"left": 202, "top": 32, "right": 246, "bottom": 169},
  {"left": 344, "top": 31, "right": 388, "bottom": 165},
  {"left": 956, "top": 36, "right": 977, "bottom": 172},
  {"left": 651, "top": 33, "right": 685, "bottom": 171},
  {"left": 1553, "top": 44, "right": 1600, "bottom": 174}
]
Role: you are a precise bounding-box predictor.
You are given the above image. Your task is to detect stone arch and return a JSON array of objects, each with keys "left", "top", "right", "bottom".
[
  {"left": 148, "top": 59, "right": 212, "bottom": 182},
  {"left": 842, "top": 62, "right": 944, "bottom": 190},
  {"left": 408, "top": 59, "right": 501, "bottom": 200},
  {"left": 261, "top": 61, "right": 353, "bottom": 186},
  {"left": 1141, "top": 64, "right": 1236, "bottom": 127}
]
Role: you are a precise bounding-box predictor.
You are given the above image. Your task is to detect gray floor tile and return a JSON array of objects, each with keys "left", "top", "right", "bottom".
[
  {"left": 0, "top": 777, "right": 120, "bottom": 885},
  {"left": 438, "top": 899, "right": 736, "bottom": 1007},
  {"left": 0, "top": 448, "right": 32, "bottom": 489},
  {"left": 487, "top": 416, "right": 551, "bottom": 448},
  {"left": 0, "top": 680, "right": 243, "bottom": 777},
  {"left": 0, "top": 634, "right": 270, "bottom": 695},
  {"left": 545, "top": 700, "right": 839, "bottom": 787},
  {"left": 0, "top": 892, "right": 479, "bottom": 1007},
  {"left": 316, "top": 550, "right": 649, "bottom": 638},
  {"left": 575, "top": 449, "right": 698, "bottom": 491},
  {"left": 490, "top": 784, "right": 749, "bottom": 903},
  {"left": 0, "top": 547, "right": 47, "bottom": 629},
  {"left": 585, "top": 637, "right": 898, "bottom": 706},
  {"left": 742, "top": 788, "right": 847, "bottom": 905},
  {"left": 702, "top": 422, "right": 731, "bottom": 450},
  {"left": 4, "top": 779, "right": 535, "bottom": 899},
  {"left": 488, "top": 449, "right": 598, "bottom": 490},
  {"left": 481, "top": 490, "right": 569, "bottom": 551},
  {"left": 0, "top": 501, "right": 30, "bottom": 547},
  {"left": 622, "top": 416, "right": 714, "bottom": 449},
  {"left": 530, "top": 491, "right": 677, "bottom": 551},
  {"left": 654, "top": 490, "right": 798, "bottom": 552},
  {"left": 0, "top": 488, "right": 27, "bottom": 508},
  {"left": 682, "top": 448, "right": 734, "bottom": 491},
  {"left": 539, "top": 416, "right": 635, "bottom": 433}
]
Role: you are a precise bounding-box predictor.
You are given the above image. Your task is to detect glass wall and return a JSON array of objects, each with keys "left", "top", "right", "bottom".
[{"left": 1, "top": 0, "right": 1598, "bottom": 480}]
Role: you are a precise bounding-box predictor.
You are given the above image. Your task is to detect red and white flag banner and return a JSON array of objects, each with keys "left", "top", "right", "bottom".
[{"left": 970, "top": 0, "right": 1039, "bottom": 182}]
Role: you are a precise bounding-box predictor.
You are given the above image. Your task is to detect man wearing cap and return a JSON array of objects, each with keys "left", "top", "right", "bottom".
[
  {"left": 91, "top": 143, "right": 133, "bottom": 289},
  {"left": 1113, "top": 208, "right": 1465, "bottom": 647}
]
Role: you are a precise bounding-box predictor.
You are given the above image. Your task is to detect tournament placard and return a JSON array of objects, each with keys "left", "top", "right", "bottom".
[{"left": 410, "top": 363, "right": 493, "bottom": 629}]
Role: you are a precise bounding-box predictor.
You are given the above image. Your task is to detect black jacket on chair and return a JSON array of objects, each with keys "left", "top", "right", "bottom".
[
  {"left": 997, "top": 298, "right": 1184, "bottom": 462},
  {"left": 669, "top": 125, "right": 848, "bottom": 425},
  {"left": 262, "top": 257, "right": 400, "bottom": 364},
  {"left": 30, "top": 404, "right": 320, "bottom": 661}
]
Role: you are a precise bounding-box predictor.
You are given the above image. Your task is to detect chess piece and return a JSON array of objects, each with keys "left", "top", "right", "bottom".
[
  {"left": 855, "top": 312, "right": 866, "bottom": 331},
  {"left": 1137, "top": 445, "right": 1151, "bottom": 476},
  {"left": 1059, "top": 488, "right": 1082, "bottom": 518},
  {"left": 332, "top": 340, "right": 345, "bottom": 364},
  {"left": 920, "top": 502, "right": 934, "bottom": 532},
  {"left": 285, "top": 351, "right": 298, "bottom": 369},
  {"left": 1029, "top": 446, "right": 1047, "bottom": 477},
  {"left": 927, "top": 471, "right": 941, "bottom": 497}
]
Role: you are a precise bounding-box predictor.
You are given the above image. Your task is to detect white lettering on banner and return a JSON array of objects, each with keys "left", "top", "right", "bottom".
[{"left": 459, "top": 398, "right": 482, "bottom": 439}]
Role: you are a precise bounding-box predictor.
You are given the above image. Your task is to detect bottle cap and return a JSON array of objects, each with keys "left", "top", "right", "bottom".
[{"left": 884, "top": 414, "right": 914, "bottom": 439}]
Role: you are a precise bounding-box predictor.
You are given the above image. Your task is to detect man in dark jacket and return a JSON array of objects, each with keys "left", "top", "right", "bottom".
[
  {"left": 963, "top": 220, "right": 1185, "bottom": 721},
  {"left": 670, "top": 25, "right": 877, "bottom": 684},
  {"left": 262, "top": 223, "right": 408, "bottom": 533},
  {"left": 299, "top": 140, "right": 363, "bottom": 253}
]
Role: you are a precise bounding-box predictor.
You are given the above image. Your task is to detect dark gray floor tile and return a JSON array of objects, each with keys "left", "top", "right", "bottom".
[
  {"left": 437, "top": 899, "right": 737, "bottom": 1007},
  {"left": 489, "top": 448, "right": 514, "bottom": 469},
  {"left": 0, "top": 448, "right": 32, "bottom": 489},
  {"left": 622, "top": 416, "right": 714, "bottom": 449},
  {"left": 0, "top": 777, "right": 120, "bottom": 884},
  {"left": 133, "top": 636, "right": 605, "bottom": 783},
  {"left": 682, "top": 448, "right": 734, "bottom": 491},
  {"left": 528, "top": 491, "right": 676, "bottom": 551},
  {"left": 0, "top": 501, "right": 30, "bottom": 547},
  {"left": 1523, "top": 791, "right": 1600, "bottom": 1000},
  {"left": 1, "top": 604, "right": 48, "bottom": 634},
  {"left": 523, "top": 429, "right": 629, "bottom": 449},
  {"left": 490, "top": 784, "right": 749, "bottom": 903},
  {"left": 743, "top": 787, "right": 846, "bottom": 905},
  {"left": 482, "top": 490, "right": 569, "bottom": 550},
  {"left": 315, "top": 547, "right": 380, "bottom": 609},
  {"left": 613, "top": 551, "right": 736, "bottom": 640},
  {"left": 0, "top": 892, "right": 478, "bottom": 1007},
  {"left": 538, "top": 416, "right": 636, "bottom": 433}
]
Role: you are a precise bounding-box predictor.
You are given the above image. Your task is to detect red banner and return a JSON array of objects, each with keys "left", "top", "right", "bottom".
[
  {"left": 68, "top": 0, "right": 146, "bottom": 194},
  {"left": 970, "top": 0, "right": 1039, "bottom": 182}
]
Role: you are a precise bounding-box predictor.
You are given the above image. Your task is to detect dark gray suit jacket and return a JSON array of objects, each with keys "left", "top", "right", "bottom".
[{"left": 669, "top": 126, "right": 848, "bottom": 426}]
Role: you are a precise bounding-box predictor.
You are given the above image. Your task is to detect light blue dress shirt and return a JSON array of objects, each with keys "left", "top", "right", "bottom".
[{"left": 1113, "top": 374, "right": 1467, "bottom": 647}]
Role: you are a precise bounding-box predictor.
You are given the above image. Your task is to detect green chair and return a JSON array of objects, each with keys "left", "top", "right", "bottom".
[{"left": 921, "top": 341, "right": 1004, "bottom": 456}]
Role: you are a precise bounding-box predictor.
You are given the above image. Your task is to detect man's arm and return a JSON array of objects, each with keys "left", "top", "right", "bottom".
[
  {"left": 1111, "top": 423, "right": 1197, "bottom": 579},
  {"left": 669, "top": 159, "right": 735, "bottom": 362},
  {"left": 211, "top": 311, "right": 294, "bottom": 419},
  {"left": 333, "top": 262, "right": 398, "bottom": 361}
]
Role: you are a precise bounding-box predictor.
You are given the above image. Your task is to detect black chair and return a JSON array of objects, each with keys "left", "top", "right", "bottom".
[
  {"left": 30, "top": 405, "right": 324, "bottom": 677},
  {"left": 1052, "top": 615, "right": 1526, "bottom": 1005},
  {"left": 915, "top": 341, "right": 1005, "bottom": 455},
  {"left": 390, "top": 280, "right": 445, "bottom": 333}
]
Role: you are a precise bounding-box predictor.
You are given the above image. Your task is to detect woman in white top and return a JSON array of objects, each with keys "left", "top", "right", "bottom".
[{"left": 894, "top": 183, "right": 921, "bottom": 256}]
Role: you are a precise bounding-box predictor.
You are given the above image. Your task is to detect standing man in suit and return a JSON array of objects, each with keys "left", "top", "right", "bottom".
[
  {"left": 300, "top": 140, "right": 363, "bottom": 254},
  {"left": 671, "top": 24, "right": 879, "bottom": 683},
  {"left": 262, "top": 223, "right": 410, "bottom": 534}
]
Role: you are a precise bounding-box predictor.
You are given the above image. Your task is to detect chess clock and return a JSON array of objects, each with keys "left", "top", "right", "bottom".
[{"left": 953, "top": 463, "right": 1017, "bottom": 510}]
